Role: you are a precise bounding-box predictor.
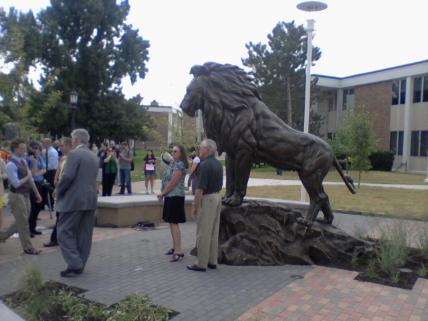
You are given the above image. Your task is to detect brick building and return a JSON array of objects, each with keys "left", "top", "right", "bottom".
[
  {"left": 142, "top": 105, "right": 182, "bottom": 150},
  {"left": 314, "top": 59, "right": 428, "bottom": 173},
  {"left": 141, "top": 104, "right": 201, "bottom": 150}
]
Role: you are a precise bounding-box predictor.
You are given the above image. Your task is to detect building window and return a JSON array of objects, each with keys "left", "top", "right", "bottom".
[
  {"left": 413, "top": 75, "right": 428, "bottom": 103},
  {"left": 390, "top": 131, "right": 404, "bottom": 155},
  {"left": 392, "top": 79, "right": 406, "bottom": 105},
  {"left": 343, "top": 88, "right": 354, "bottom": 110},
  {"left": 424, "top": 76, "right": 428, "bottom": 102},
  {"left": 390, "top": 131, "right": 397, "bottom": 154},
  {"left": 327, "top": 132, "right": 335, "bottom": 140},
  {"left": 413, "top": 77, "right": 422, "bottom": 103},
  {"left": 398, "top": 131, "right": 403, "bottom": 155},
  {"left": 420, "top": 131, "right": 428, "bottom": 157},
  {"left": 409, "top": 130, "right": 428, "bottom": 157},
  {"left": 411, "top": 131, "right": 420, "bottom": 156},
  {"left": 328, "top": 95, "right": 336, "bottom": 111}
]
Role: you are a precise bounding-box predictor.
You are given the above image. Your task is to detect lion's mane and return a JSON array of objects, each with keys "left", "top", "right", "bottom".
[{"left": 190, "top": 62, "right": 263, "bottom": 153}]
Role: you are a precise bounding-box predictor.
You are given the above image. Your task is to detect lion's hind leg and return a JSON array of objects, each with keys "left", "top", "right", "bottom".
[
  {"left": 319, "top": 186, "right": 334, "bottom": 224},
  {"left": 298, "top": 172, "right": 322, "bottom": 223}
]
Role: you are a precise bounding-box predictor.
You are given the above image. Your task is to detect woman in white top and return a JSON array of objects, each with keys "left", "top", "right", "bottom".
[{"left": 188, "top": 147, "right": 200, "bottom": 195}]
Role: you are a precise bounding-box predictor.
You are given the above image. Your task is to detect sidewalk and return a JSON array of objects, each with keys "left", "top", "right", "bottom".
[{"left": 132, "top": 177, "right": 428, "bottom": 191}]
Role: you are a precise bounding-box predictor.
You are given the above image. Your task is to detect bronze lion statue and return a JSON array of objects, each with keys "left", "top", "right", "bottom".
[{"left": 180, "top": 62, "right": 356, "bottom": 224}]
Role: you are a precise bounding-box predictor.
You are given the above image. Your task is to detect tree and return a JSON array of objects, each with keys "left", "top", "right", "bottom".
[
  {"left": 242, "top": 21, "right": 322, "bottom": 132},
  {"left": 333, "top": 107, "right": 376, "bottom": 187},
  {"left": 0, "top": 8, "right": 39, "bottom": 134},
  {"left": 0, "top": 1, "right": 150, "bottom": 139}
]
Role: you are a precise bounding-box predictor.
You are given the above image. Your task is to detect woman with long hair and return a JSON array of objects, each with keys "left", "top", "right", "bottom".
[
  {"left": 143, "top": 150, "right": 156, "bottom": 194},
  {"left": 158, "top": 144, "right": 188, "bottom": 262}
]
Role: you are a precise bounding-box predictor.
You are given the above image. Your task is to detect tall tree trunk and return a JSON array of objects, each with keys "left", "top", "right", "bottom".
[{"left": 286, "top": 79, "right": 292, "bottom": 125}]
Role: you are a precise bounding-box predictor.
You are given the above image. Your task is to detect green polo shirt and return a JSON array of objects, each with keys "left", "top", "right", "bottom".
[{"left": 196, "top": 156, "right": 223, "bottom": 194}]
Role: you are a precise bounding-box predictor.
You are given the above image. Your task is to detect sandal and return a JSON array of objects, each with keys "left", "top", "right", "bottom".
[
  {"left": 165, "top": 248, "right": 175, "bottom": 255},
  {"left": 24, "top": 249, "right": 41, "bottom": 255},
  {"left": 170, "top": 253, "right": 184, "bottom": 262}
]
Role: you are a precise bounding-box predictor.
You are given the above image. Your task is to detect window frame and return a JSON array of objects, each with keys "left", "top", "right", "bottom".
[{"left": 392, "top": 79, "right": 407, "bottom": 106}]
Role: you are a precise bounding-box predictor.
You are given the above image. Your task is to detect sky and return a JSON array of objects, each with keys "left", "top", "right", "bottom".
[{"left": 2, "top": 0, "right": 428, "bottom": 107}]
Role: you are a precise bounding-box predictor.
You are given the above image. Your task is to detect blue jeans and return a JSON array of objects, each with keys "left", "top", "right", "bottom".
[{"left": 119, "top": 169, "right": 132, "bottom": 194}]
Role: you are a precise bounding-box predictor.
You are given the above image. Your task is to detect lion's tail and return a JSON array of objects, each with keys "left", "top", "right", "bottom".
[{"left": 333, "top": 158, "right": 357, "bottom": 194}]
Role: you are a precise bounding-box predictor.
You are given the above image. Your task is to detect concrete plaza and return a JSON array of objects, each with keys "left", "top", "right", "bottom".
[{"left": 0, "top": 180, "right": 427, "bottom": 321}]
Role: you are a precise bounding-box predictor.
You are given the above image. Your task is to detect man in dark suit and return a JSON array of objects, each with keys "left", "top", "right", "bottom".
[{"left": 55, "top": 128, "right": 99, "bottom": 277}]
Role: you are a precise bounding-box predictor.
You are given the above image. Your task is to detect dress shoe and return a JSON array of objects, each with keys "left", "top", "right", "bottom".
[
  {"left": 31, "top": 230, "right": 42, "bottom": 235},
  {"left": 170, "top": 253, "right": 184, "bottom": 262},
  {"left": 60, "top": 268, "right": 83, "bottom": 277},
  {"left": 165, "top": 248, "right": 175, "bottom": 255},
  {"left": 186, "top": 264, "right": 206, "bottom": 272},
  {"left": 207, "top": 263, "right": 217, "bottom": 269},
  {"left": 43, "top": 241, "right": 58, "bottom": 247},
  {"left": 24, "top": 248, "right": 41, "bottom": 255}
]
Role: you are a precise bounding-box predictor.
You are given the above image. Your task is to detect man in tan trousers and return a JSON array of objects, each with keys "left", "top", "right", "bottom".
[
  {"left": 187, "top": 139, "right": 223, "bottom": 272},
  {"left": 0, "top": 139, "right": 42, "bottom": 255}
]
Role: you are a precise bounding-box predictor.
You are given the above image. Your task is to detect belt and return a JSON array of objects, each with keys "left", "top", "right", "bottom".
[{"left": 202, "top": 191, "right": 220, "bottom": 196}]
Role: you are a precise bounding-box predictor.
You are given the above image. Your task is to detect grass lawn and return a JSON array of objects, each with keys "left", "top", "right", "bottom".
[
  {"left": 245, "top": 185, "right": 428, "bottom": 220},
  {"left": 249, "top": 165, "right": 426, "bottom": 185}
]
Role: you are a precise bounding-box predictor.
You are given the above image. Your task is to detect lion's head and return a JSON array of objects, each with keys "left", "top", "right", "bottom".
[{"left": 179, "top": 62, "right": 261, "bottom": 117}]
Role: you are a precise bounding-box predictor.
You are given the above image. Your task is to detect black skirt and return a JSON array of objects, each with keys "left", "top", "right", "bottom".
[{"left": 162, "top": 196, "right": 186, "bottom": 224}]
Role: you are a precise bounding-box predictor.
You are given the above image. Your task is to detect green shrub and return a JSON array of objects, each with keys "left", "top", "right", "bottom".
[
  {"left": 369, "top": 150, "right": 394, "bottom": 171},
  {"left": 419, "top": 264, "right": 428, "bottom": 278},
  {"left": 376, "top": 223, "right": 409, "bottom": 280},
  {"left": 8, "top": 268, "right": 171, "bottom": 321},
  {"left": 366, "top": 257, "right": 378, "bottom": 279},
  {"left": 10, "top": 266, "right": 50, "bottom": 321},
  {"left": 415, "top": 227, "right": 428, "bottom": 256},
  {"left": 107, "top": 293, "right": 169, "bottom": 321}
]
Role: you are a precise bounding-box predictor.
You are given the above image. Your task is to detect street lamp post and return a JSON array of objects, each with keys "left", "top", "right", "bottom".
[
  {"left": 70, "top": 91, "right": 78, "bottom": 130},
  {"left": 297, "top": 1, "right": 327, "bottom": 201}
]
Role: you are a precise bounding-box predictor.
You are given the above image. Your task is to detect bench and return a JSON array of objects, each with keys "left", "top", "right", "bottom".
[{"left": 96, "top": 194, "right": 195, "bottom": 227}]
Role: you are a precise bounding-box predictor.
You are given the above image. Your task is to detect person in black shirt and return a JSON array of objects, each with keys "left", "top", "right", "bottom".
[{"left": 187, "top": 139, "right": 223, "bottom": 272}]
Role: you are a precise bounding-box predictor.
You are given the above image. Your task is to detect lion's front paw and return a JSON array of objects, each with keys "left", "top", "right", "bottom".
[
  {"left": 222, "top": 194, "right": 243, "bottom": 207},
  {"left": 316, "top": 215, "right": 334, "bottom": 225}
]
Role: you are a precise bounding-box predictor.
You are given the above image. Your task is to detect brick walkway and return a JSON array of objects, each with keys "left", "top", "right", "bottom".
[{"left": 238, "top": 266, "right": 428, "bottom": 321}]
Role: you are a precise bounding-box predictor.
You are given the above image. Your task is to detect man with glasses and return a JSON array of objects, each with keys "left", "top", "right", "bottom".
[{"left": 187, "top": 139, "right": 223, "bottom": 272}]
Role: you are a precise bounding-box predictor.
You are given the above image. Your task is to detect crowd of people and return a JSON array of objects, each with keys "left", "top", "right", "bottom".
[{"left": 0, "top": 131, "right": 224, "bottom": 275}]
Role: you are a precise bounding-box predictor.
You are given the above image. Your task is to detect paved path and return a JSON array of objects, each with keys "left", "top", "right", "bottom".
[
  {"left": 0, "top": 221, "right": 311, "bottom": 321},
  {"left": 246, "top": 178, "right": 428, "bottom": 190},
  {"left": 238, "top": 266, "right": 428, "bottom": 321},
  {"left": 132, "top": 177, "right": 428, "bottom": 191}
]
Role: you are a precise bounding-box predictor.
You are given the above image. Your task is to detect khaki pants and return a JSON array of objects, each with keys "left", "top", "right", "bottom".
[
  {"left": 196, "top": 193, "right": 222, "bottom": 268},
  {"left": 0, "top": 192, "right": 34, "bottom": 251}
]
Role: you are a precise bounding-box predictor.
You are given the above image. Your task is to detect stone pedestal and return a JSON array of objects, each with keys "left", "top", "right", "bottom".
[{"left": 218, "top": 200, "right": 373, "bottom": 266}]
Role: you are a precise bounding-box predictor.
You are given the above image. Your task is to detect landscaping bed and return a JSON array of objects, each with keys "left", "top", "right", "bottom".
[
  {"left": 2, "top": 268, "right": 177, "bottom": 321},
  {"left": 331, "top": 232, "right": 428, "bottom": 290}
]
